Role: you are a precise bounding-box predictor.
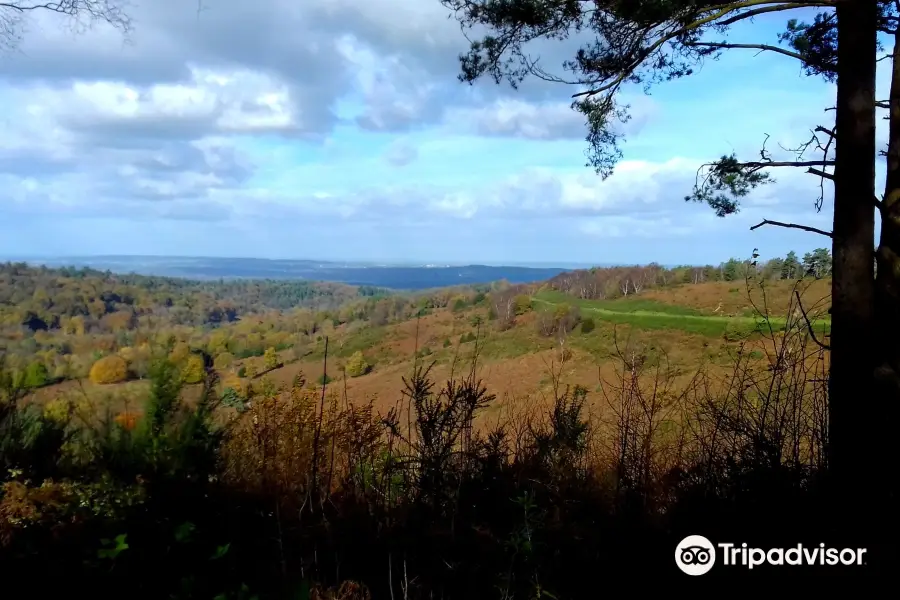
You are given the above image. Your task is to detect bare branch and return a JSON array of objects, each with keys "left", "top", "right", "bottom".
[
  {"left": 0, "top": 0, "right": 132, "bottom": 50},
  {"left": 750, "top": 219, "right": 833, "bottom": 238},
  {"left": 794, "top": 290, "right": 831, "bottom": 351},
  {"left": 807, "top": 167, "right": 834, "bottom": 180}
]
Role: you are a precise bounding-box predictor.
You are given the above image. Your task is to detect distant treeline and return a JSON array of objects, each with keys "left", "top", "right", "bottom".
[
  {"left": 547, "top": 249, "right": 832, "bottom": 300},
  {"left": 0, "top": 262, "right": 391, "bottom": 331}
]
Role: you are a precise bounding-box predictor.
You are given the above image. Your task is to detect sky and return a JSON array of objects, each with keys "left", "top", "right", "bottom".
[{"left": 0, "top": 1, "right": 891, "bottom": 267}]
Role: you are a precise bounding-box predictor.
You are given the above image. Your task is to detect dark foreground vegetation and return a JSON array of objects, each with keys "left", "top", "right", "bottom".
[{"left": 1, "top": 277, "right": 893, "bottom": 598}]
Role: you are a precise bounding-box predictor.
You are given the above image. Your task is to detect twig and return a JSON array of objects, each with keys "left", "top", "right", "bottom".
[{"left": 794, "top": 290, "right": 831, "bottom": 351}]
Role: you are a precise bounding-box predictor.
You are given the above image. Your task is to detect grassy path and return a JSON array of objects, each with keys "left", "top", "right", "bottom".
[{"left": 532, "top": 291, "right": 830, "bottom": 337}]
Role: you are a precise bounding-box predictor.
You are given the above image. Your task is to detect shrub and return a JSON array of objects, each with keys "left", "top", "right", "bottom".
[
  {"left": 345, "top": 351, "right": 370, "bottom": 378},
  {"left": 214, "top": 352, "right": 235, "bottom": 370},
  {"left": 513, "top": 294, "right": 532, "bottom": 315},
  {"left": 459, "top": 332, "right": 476, "bottom": 344},
  {"left": 442, "top": 338, "right": 451, "bottom": 348},
  {"left": 221, "top": 387, "right": 248, "bottom": 413},
  {"left": 181, "top": 354, "right": 206, "bottom": 384},
  {"left": 581, "top": 317, "right": 596, "bottom": 334},
  {"left": 89, "top": 355, "right": 129, "bottom": 384},
  {"left": 452, "top": 297, "right": 467, "bottom": 312},
  {"left": 237, "top": 366, "right": 247, "bottom": 378},
  {"left": 169, "top": 341, "right": 191, "bottom": 364},
  {"left": 317, "top": 373, "right": 333, "bottom": 385},
  {"left": 22, "top": 361, "right": 49, "bottom": 389},
  {"left": 723, "top": 320, "right": 756, "bottom": 342}
]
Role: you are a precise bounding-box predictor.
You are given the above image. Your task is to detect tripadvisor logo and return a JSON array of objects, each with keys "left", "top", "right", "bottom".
[{"left": 674, "top": 535, "right": 867, "bottom": 575}]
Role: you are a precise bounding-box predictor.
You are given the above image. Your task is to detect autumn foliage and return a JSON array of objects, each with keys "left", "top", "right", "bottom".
[
  {"left": 181, "top": 354, "right": 206, "bottom": 384},
  {"left": 344, "top": 351, "right": 370, "bottom": 378},
  {"left": 88, "top": 355, "right": 129, "bottom": 384}
]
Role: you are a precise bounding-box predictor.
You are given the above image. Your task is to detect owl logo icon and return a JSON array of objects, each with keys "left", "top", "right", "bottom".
[{"left": 675, "top": 535, "right": 716, "bottom": 575}]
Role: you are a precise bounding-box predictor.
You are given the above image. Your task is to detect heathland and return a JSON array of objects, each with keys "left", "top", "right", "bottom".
[{"left": 0, "top": 253, "right": 843, "bottom": 596}]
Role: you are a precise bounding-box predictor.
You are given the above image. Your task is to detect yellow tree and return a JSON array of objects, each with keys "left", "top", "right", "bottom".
[
  {"left": 181, "top": 354, "right": 206, "bottom": 384},
  {"left": 89, "top": 355, "right": 129, "bottom": 385},
  {"left": 264, "top": 347, "right": 279, "bottom": 371}
]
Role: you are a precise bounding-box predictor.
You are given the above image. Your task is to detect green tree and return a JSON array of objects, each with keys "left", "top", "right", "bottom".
[
  {"left": 22, "top": 361, "right": 49, "bottom": 389},
  {"left": 760, "top": 257, "right": 785, "bottom": 281},
  {"left": 722, "top": 259, "right": 741, "bottom": 283},
  {"left": 782, "top": 251, "right": 801, "bottom": 280},
  {"left": 440, "top": 0, "right": 892, "bottom": 492},
  {"left": 803, "top": 247, "right": 833, "bottom": 278}
]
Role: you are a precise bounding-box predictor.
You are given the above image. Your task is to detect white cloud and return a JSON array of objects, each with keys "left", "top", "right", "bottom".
[{"left": 0, "top": 0, "right": 855, "bottom": 264}]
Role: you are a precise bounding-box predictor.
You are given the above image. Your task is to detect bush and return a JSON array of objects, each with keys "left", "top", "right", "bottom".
[
  {"left": 237, "top": 366, "right": 247, "bottom": 378},
  {"left": 22, "top": 362, "right": 49, "bottom": 389},
  {"left": 580, "top": 317, "right": 595, "bottom": 334},
  {"left": 317, "top": 373, "right": 333, "bottom": 385},
  {"left": 169, "top": 341, "right": 192, "bottom": 364},
  {"left": 513, "top": 294, "right": 532, "bottom": 315},
  {"left": 345, "top": 351, "right": 370, "bottom": 378},
  {"left": 89, "top": 355, "right": 129, "bottom": 384},
  {"left": 181, "top": 354, "right": 206, "bottom": 384},
  {"left": 723, "top": 320, "right": 757, "bottom": 342},
  {"left": 442, "top": 338, "right": 451, "bottom": 348},
  {"left": 214, "top": 352, "right": 235, "bottom": 370}
]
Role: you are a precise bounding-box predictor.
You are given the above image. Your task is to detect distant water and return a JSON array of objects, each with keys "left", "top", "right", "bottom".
[{"left": 12, "top": 255, "right": 579, "bottom": 291}]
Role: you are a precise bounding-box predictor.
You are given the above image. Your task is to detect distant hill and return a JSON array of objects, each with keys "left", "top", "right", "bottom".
[{"left": 14, "top": 255, "right": 576, "bottom": 290}]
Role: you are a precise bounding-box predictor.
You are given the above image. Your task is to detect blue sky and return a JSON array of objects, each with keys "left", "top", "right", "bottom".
[{"left": 0, "top": 2, "right": 887, "bottom": 267}]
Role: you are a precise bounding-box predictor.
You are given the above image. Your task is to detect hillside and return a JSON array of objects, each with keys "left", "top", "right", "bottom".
[
  {"left": 10, "top": 258, "right": 832, "bottom": 428},
  {"left": 1, "top": 257, "right": 839, "bottom": 595}
]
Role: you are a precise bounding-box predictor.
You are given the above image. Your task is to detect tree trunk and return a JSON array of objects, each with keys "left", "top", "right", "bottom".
[
  {"left": 830, "top": 0, "right": 877, "bottom": 511},
  {"left": 873, "top": 23, "right": 900, "bottom": 501}
]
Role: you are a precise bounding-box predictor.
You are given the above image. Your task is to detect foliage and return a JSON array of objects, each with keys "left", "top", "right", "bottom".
[
  {"left": 181, "top": 354, "right": 206, "bottom": 384},
  {"left": 580, "top": 317, "right": 595, "bottom": 334},
  {"left": 214, "top": 352, "right": 235, "bottom": 370},
  {"left": 89, "top": 355, "right": 129, "bottom": 385},
  {"left": 22, "top": 361, "right": 49, "bottom": 389},
  {"left": 344, "top": 351, "right": 370, "bottom": 378},
  {"left": 263, "top": 347, "right": 279, "bottom": 371}
]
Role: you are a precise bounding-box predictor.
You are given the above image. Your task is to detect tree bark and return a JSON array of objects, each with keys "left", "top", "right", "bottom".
[
  {"left": 830, "top": 0, "right": 877, "bottom": 511},
  {"left": 873, "top": 22, "right": 900, "bottom": 506}
]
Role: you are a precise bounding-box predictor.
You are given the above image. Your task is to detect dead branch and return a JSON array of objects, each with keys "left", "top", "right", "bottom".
[{"left": 750, "top": 219, "right": 833, "bottom": 238}]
